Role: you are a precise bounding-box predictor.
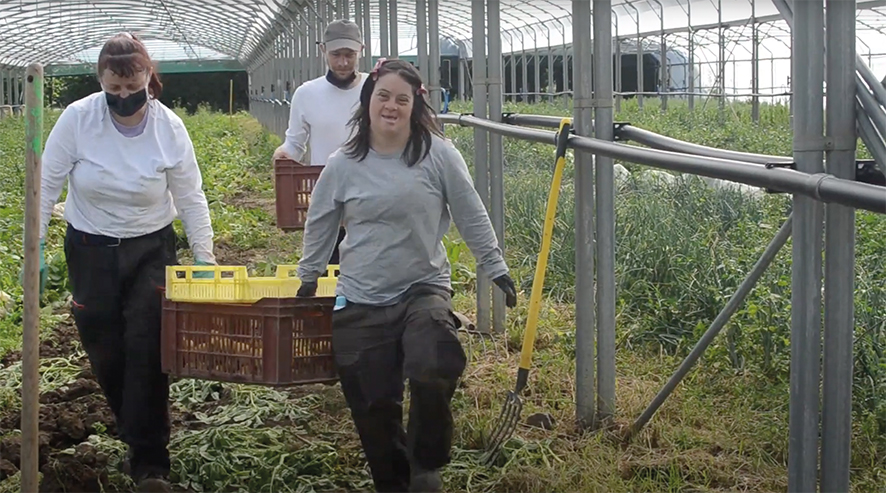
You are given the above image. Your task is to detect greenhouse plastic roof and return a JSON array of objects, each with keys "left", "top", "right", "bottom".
[{"left": 2, "top": 0, "right": 886, "bottom": 71}]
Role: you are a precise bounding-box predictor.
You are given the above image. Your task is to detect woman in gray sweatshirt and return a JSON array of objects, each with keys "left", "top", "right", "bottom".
[{"left": 296, "top": 58, "right": 517, "bottom": 492}]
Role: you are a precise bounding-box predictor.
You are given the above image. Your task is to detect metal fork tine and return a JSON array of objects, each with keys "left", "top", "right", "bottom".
[{"left": 482, "top": 392, "right": 523, "bottom": 466}]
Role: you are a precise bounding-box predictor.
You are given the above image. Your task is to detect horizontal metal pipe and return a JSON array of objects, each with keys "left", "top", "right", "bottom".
[
  {"left": 502, "top": 113, "right": 563, "bottom": 128},
  {"left": 437, "top": 113, "right": 886, "bottom": 214},
  {"left": 438, "top": 113, "right": 558, "bottom": 145},
  {"left": 502, "top": 113, "right": 793, "bottom": 165},
  {"left": 618, "top": 125, "right": 793, "bottom": 165}
]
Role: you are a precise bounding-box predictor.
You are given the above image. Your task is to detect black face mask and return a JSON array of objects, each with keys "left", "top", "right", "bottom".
[
  {"left": 326, "top": 69, "right": 357, "bottom": 89},
  {"left": 105, "top": 88, "right": 148, "bottom": 117}
]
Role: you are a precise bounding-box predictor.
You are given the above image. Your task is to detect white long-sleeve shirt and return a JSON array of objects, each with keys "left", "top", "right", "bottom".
[
  {"left": 280, "top": 74, "right": 367, "bottom": 165},
  {"left": 39, "top": 91, "right": 216, "bottom": 263}
]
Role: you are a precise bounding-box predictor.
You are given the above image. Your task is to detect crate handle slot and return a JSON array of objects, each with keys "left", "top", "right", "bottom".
[
  {"left": 276, "top": 264, "right": 340, "bottom": 279},
  {"left": 169, "top": 265, "right": 247, "bottom": 281}
]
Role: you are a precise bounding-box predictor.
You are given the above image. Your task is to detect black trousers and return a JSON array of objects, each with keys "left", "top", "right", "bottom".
[
  {"left": 64, "top": 223, "right": 176, "bottom": 480},
  {"left": 331, "top": 284, "right": 467, "bottom": 492},
  {"left": 329, "top": 226, "right": 346, "bottom": 265}
]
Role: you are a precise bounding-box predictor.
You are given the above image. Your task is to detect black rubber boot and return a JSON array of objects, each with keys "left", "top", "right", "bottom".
[
  {"left": 135, "top": 474, "right": 172, "bottom": 493},
  {"left": 409, "top": 464, "right": 442, "bottom": 492}
]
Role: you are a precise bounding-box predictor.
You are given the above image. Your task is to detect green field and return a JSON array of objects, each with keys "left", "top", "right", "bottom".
[{"left": 1, "top": 98, "right": 885, "bottom": 492}]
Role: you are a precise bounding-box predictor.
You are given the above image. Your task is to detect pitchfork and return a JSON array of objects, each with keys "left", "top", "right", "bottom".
[{"left": 482, "top": 118, "right": 572, "bottom": 467}]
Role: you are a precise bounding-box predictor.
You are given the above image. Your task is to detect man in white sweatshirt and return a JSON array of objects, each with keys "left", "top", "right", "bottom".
[{"left": 273, "top": 19, "right": 366, "bottom": 264}]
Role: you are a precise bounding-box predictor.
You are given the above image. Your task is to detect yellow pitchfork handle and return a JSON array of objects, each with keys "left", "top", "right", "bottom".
[{"left": 516, "top": 117, "right": 572, "bottom": 382}]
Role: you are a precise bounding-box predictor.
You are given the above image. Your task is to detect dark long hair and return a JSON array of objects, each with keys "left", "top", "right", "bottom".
[
  {"left": 97, "top": 32, "right": 163, "bottom": 98},
  {"left": 343, "top": 59, "right": 443, "bottom": 167}
]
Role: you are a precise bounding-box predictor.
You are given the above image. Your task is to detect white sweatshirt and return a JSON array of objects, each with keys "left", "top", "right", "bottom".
[
  {"left": 39, "top": 92, "right": 216, "bottom": 263},
  {"left": 280, "top": 74, "right": 367, "bottom": 165}
]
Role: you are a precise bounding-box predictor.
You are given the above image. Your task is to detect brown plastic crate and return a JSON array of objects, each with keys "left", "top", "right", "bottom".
[
  {"left": 274, "top": 158, "right": 324, "bottom": 231},
  {"left": 160, "top": 297, "right": 337, "bottom": 386}
]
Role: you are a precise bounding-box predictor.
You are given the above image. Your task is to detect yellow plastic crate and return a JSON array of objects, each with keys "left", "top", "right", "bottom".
[{"left": 165, "top": 264, "right": 339, "bottom": 303}]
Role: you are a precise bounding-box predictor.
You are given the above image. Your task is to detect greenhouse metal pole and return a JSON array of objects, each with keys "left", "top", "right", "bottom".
[
  {"left": 752, "top": 0, "right": 760, "bottom": 122},
  {"left": 416, "top": 0, "right": 429, "bottom": 83},
  {"left": 437, "top": 114, "right": 886, "bottom": 213},
  {"left": 362, "top": 0, "right": 372, "bottom": 73},
  {"left": 594, "top": 0, "right": 616, "bottom": 424},
  {"left": 626, "top": 214, "right": 793, "bottom": 441},
  {"left": 788, "top": 0, "right": 825, "bottom": 490},
  {"left": 12, "top": 69, "right": 18, "bottom": 108},
  {"left": 389, "top": 0, "right": 398, "bottom": 56},
  {"left": 855, "top": 79, "right": 886, "bottom": 144},
  {"left": 855, "top": 100, "right": 886, "bottom": 166},
  {"left": 309, "top": 7, "right": 318, "bottom": 79},
  {"left": 821, "top": 0, "right": 856, "bottom": 490},
  {"left": 301, "top": 13, "right": 309, "bottom": 85},
  {"left": 354, "top": 1, "right": 363, "bottom": 71},
  {"left": 488, "top": 0, "right": 507, "bottom": 334},
  {"left": 573, "top": 0, "right": 596, "bottom": 430},
  {"left": 471, "top": 0, "right": 491, "bottom": 333},
  {"left": 379, "top": 0, "right": 389, "bottom": 56},
  {"left": 856, "top": 54, "right": 886, "bottom": 111},
  {"left": 429, "top": 0, "right": 441, "bottom": 112},
  {"left": 775, "top": 0, "right": 886, "bottom": 169},
  {"left": 21, "top": 62, "right": 44, "bottom": 493}
]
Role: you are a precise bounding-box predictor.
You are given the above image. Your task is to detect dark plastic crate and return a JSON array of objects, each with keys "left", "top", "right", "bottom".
[
  {"left": 274, "top": 158, "right": 324, "bottom": 231},
  {"left": 161, "top": 297, "right": 337, "bottom": 386}
]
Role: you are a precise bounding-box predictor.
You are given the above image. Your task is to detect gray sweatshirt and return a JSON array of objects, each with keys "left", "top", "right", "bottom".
[{"left": 297, "top": 134, "right": 509, "bottom": 306}]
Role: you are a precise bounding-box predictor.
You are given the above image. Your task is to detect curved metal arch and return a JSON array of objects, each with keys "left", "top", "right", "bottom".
[
  {"left": 0, "top": 0, "right": 298, "bottom": 66},
  {"left": 1, "top": 7, "right": 251, "bottom": 64}
]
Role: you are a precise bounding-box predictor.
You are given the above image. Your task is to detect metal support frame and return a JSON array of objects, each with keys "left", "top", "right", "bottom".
[
  {"left": 821, "top": 0, "right": 857, "bottom": 490},
  {"left": 379, "top": 0, "right": 389, "bottom": 56},
  {"left": 389, "top": 0, "right": 398, "bottom": 57},
  {"left": 429, "top": 0, "right": 441, "bottom": 112},
  {"left": 362, "top": 0, "right": 372, "bottom": 72},
  {"left": 416, "top": 0, "right": 429, "bottom": 83},
  {"left": 236, "top": 5, "right": 876, "bottom": 488},
  {"left": 594, "top": 0, "right": 616, "bottom": 425},
  {"left": 354, "top": 0, "right": 364, "bottom": 71},
  {"left": 437, "top": 113, "right": 885, "bottom": 213},
  {"left": 471, "top": 0, "right": 491, "bottom": 334},
  {"left": 488, "top": 0, "right": 506, "bottom": 334},
  {"left": 572, "top": 0, "right": 596, "bottom": 430},
  {"left": 789, "top": 1, "right": 825, "bottom": 491}
]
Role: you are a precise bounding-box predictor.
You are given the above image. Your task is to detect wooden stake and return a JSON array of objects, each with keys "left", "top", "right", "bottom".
[{"left": 21, "top": 62, "right": 44, "bottom": 493}]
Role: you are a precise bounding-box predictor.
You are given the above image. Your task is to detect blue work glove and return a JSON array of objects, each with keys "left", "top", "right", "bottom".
[
  {"left": 19, "top": 239, "right": 48, "bottom": 296},
  {"left": 192, "top": 260, "right": 215, "bottom": 279}
]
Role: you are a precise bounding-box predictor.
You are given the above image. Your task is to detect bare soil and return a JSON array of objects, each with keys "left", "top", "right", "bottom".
[{"left": 0, "top": 321, "right": 206, "bottom": 492}]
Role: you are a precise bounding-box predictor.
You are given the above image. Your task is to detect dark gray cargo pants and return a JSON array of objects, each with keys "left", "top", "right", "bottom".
[{"left": 331, "top": 283, "right": 467, "bottom": 492}]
